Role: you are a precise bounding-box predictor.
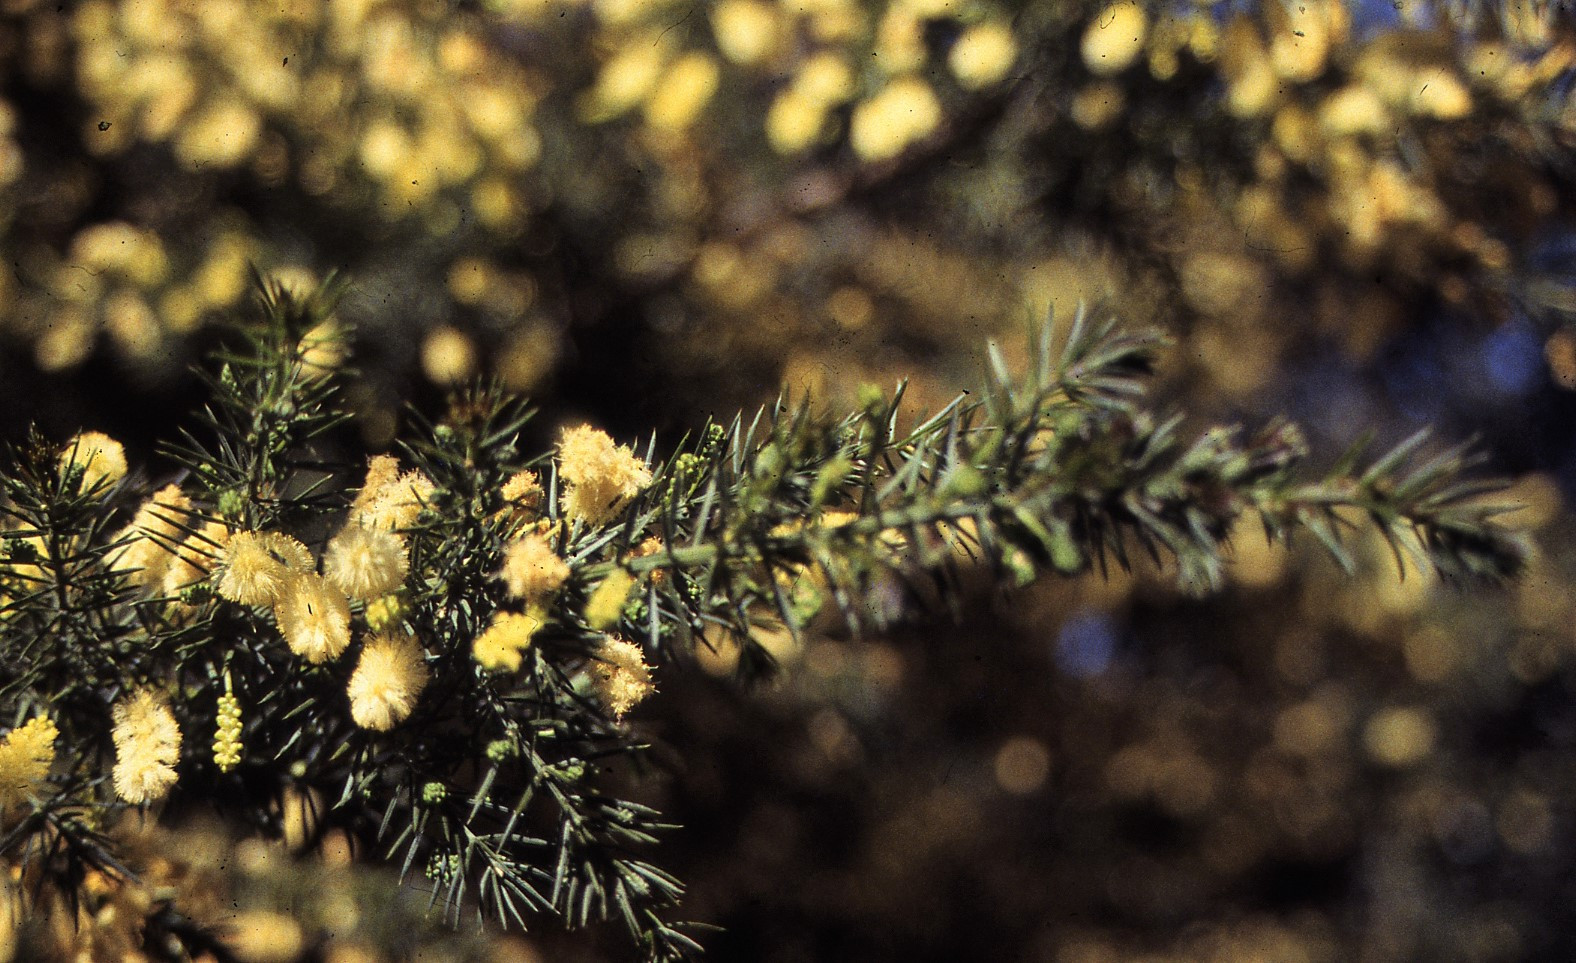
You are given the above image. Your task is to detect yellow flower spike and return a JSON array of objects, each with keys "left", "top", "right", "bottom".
[
  {"left": 711, "top": 0, "right": 779, "bottom": 66},
  {"left": 58, "top": 431, "right": 127, "bottom": 493},
  {"left": 500, "top": 532, "right": 570, "bottom": 606},
  {"left": 111, "top": 690, "right": 181, "bottom": 805},
  {"left": 589, "top": 636, "right": 655, "bottom": 719},
  {"left": 557, "top": 425, "right": 653, "bottom": 526},
  {"left": 348, "top": 634, "right": 430, "bottom": 731},
  {"left": 110, "top": 484, "right": 195, "bottom": 592},
  {"left": 215, "top": 531, "right": 312, "bottom": 607},
  {"left": 323, "top": 522, "right": 410, "bottom": 601},
  {"left": 272, "top": 572, "right": 353, "bottom": 664},
  {"left": 0, "top": 716, "right": 58, "bottom": 809},
  {"left": 645, "top": 53, "right": 720, "bottom": 131},
  {"left": 585, "top": 568, "right": 637, "bottom": 631},
  {"left": 213, "top": 689, "right": 242, "bottom": 773},
  {"left": 472, "top": 611, "right": 542, "bottom": 673}
]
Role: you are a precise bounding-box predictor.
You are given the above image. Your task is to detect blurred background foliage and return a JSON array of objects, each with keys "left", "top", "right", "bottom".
[{"left": 4, "top": 0, "right": 1576, "bottom": 959}]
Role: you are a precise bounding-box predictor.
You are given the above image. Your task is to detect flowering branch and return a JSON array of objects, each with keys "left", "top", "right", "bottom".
[{"left": 0, "top": 280, "right": 1523, "bottom": 959}]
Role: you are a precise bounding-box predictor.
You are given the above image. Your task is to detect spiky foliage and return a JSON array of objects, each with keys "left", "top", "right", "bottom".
[{"left": 0, "top": 280, "right": 1524, "bottom": 958}]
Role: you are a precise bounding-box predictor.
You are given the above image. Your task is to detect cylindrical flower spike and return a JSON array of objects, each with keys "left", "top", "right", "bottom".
[
  {"left": 273, "top": 572, "right": 353, "bottom": 663},
  {"left": 111, "top": 691, "right": 181, "bottom": 805},
  {"left": 348, "top": 634, "right": 430, "bottom": 730},
  {"left": 0, "top": 716, "right": 58, "bottom": 809},
  {"left": 213, "top": 691, "right": 242, "bottom": 773},
  {"left": 323, "top": 522, "right": 409, "bottom": 600},
  {"left": 58, "top": 431, "right": 127, "bottom": 493}
]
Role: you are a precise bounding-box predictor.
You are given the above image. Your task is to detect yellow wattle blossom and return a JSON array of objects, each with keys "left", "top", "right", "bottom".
[
  {"left": 273, "top": 573, "right": 353, "bottom": 663},
  {"left": 110, "top": 484, "right": 195, "bottom": 592},
  {"left": 499, "top": 533, "right": 569, "bottom": 605},
  {"left": 557, "top": 425, "right": 652, "bottom": 526},
  {"left": 348, "top": 634, "right": 430, "bottom": 731},
  {"left": 585, "top": 569, "right": 637, "bottom": 631},
  {"left": 162, "top": 519, "right": 231, "bottom": 598},
  {"left": 358, "top": 469, "right": 437, "bottom": 531},
  {"left": 351, "top": 455, "right": 402, "bottom": 518},
  {"left": 214, "top": 530, "right": 313, "bottom": 607},
  {"left": 589, "top": 636, "right": 655, "bottom": 719},
  {"left": 472, "top": 611, "right": 541, "bottom": 672},
  {"left": 501, "top": 469, "right": 544, "bottom": 512},
  {"left": 58, "top": 431, "right": 127, "bottom": 493},
  {"left": 0, "top": 715, "right": 58, "bottom": 809},
  {"left": 111, "top": 690, "right": 181, "bottom": 805},
  {"left": 323, "top": 523, "right": 410, "bottom": 600}
]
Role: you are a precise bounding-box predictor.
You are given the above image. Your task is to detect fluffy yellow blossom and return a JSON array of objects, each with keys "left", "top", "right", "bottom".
[
  {"left": 557, "top": 425, "right": 652, "bottom": 526},
  {"left": 501, "top": 469, "right": 544, "bottom": 510},
  {"left": 162, "top": 519, "right": 231, "bottom": 597},
  {"left": 585, "top": 569, "right": 637, "bottom": 631},
  {"left": 351, "top": 456, "right": 402, "bottom": 518},
  {"left": 111, "top": 690, "right": 181, "bottom": 805},
  {"left": 348, "top": 634, "right": 430, "bottom": 731},
  {"left": 110, "top": 484, "right": 195, "bottom": 591},
  {"left": 500, "top": 533, "right": 569, "bottom": 605},
  {"left": 589, "top": 636, "right": 655, "bottom": 719},
  {"left": 323, "top": 523, "right": 409, "bottom": 601},
  {"left": 950, "top": 21, "right": 1018, "bottom": 90},
  {"left": 215, "top": 531, "right": 312, "bottom": 607},
  {"left": 359, "top": 469, "right": 436, "bottom": 531},
  {"left": 0, "top": 716, "right": 58, "bottom": 808},
  {"left": 472, "top": 611, "right": 541, "bottom": 672},
  {"left": 59, "top": 431, "right": 127, "bottom": 492},
  {"left": 273, "top": 573, "right": 353, "bottom": 663}
]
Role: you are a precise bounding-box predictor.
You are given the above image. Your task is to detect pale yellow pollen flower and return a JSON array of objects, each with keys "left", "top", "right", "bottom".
[
  {"left": 111, "top": 690, "right": 181, "bottom": 805},
  {"left": 0, "top": 716, "right": 58, "bottom": 808},
  {"left": 590, "top": 636, "right": 656, "bottom": 718},
  {"left": 499, "top": 533, "right": 569, "bottom": 605},
  {"left": 162, "top": 519, "right": 231, "bottom": 598},
  {"left": 585, "top": 569, "right": 637, "bottom": 631},
  {"left": 557, "top": 426, "right": 652, "bottom": 526},
  {"left": 323, "top": 523, "right": 410, "bottom": 601},
  {"left": 348, "top": 634, "right": 430, "bottom": 731},
  {"left": 351, "top": 456, "right": 402, "bottom": 518},
  {"left": 472, "top": 611, "right": 541, "bottom": 673},
  {"left": 501, "top": 469, "right": 544, "bottom": 512},
  {"left": 273, "top": 572, "right": 353, "bottom": 663},
  {"left": 215, "top": 531, "right": 313, "bottom": 607},
  {"left": 59, "top": 431, "right": 127, "bottom": 493},
  {"left": 358, "top": 469, "right": 436, "bottom": 532},
  {"left": 110, "top": 484, "right": 195, "bottom": 591}
]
